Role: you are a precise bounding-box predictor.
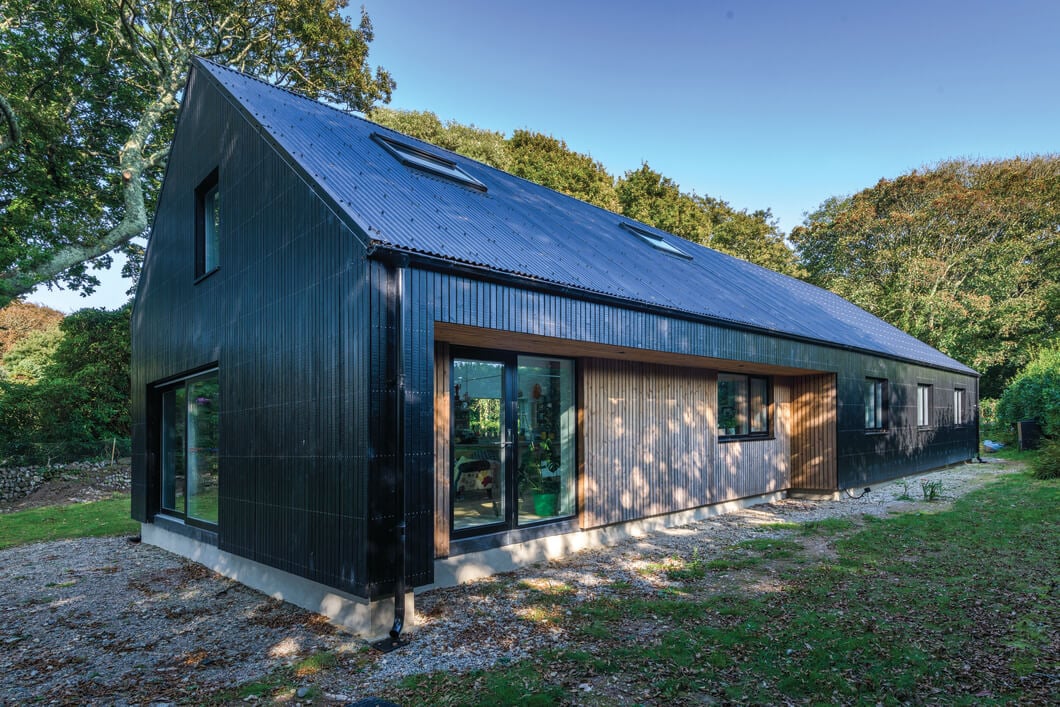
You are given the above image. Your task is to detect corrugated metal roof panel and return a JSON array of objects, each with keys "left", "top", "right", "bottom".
[{"left": 196, "top": 59, "right": 975, "bottom": 374}]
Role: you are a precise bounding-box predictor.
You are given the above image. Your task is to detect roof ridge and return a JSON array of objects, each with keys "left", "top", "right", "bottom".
[{"left": 192, "top": 55, "right": 383, "bottom": 130}]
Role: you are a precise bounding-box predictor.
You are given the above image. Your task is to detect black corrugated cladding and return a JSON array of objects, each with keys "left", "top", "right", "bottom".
[{"left": 132, "top": 65, "right": 377, "bottom": 596}]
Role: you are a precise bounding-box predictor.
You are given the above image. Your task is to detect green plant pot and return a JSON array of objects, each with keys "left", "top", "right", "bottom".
[{"left": 533, "top": 492, "right": 559, "bottom": 517}]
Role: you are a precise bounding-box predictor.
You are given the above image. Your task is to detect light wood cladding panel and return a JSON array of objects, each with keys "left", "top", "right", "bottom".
[
  {"left": 582, "top": 359, "right": 715, "bottom": 527},
  {"left": 433, "top": 342, "right": 451, "bottom": 557},
  {"left": 790, "top": 374, "right": 838, "bottom": 490},
  {"left": 713, "top": 380, "right": 791, "bottom": 502}
]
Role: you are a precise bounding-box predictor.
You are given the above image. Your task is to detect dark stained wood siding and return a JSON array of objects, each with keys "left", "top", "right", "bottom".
[
  {"left": 131, "top": 68, "right": 374, "bottom": 596},
  {"left": 790, "top": 374, "right": 838, "bottom": 490},
  {"left": 836, "top": 361, "right": 979, "bottom": 487}
]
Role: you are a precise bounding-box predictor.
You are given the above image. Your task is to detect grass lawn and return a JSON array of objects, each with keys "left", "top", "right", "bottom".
[
  {"left": 0, "top": 495, "right": 137, "bottom": 550},
  {"left": 384, "top": 472, "right": 1059, "bottom": 705}
]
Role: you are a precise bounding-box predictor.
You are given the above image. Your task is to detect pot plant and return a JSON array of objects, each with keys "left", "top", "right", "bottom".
[{"left": 520, "top": 436, "right": 561, "bottom": 516}]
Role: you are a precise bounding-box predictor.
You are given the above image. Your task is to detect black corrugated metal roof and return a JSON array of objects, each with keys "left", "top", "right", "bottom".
[{"left": 194, "top": 58, "right": 975, "bottom": 375}]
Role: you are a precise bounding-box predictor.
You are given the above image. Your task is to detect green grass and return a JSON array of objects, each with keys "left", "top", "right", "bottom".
[
  {"left": 0, "top": 494, "right": 137, "bottom": 549},
  {"left": 381, "top": 472, "right": 1059, "bottom": 705}
]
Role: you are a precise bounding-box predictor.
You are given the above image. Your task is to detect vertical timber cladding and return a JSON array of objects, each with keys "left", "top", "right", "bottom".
[
  {"left": 790, "top": 374, "right": 839, "bottom": 491},
  {"left": 581, "top": 359, "right": 715, "bottom": 527},
  {"left": 714, "top": 380, "right": 792, "bottom": 502},
  {"left": 581, "top": 360, "right": 793, "bottom": 527},
  {"left": 433, "top": 342, "right": 451, "bottom": 558}
]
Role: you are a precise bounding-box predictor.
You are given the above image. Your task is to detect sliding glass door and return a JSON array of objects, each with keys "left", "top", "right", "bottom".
[{"left": 451, "top": 351, "right": 576, "bottom": 536}]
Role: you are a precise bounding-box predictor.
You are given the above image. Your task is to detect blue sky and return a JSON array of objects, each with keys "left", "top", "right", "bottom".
[{"left": 30, "top": 0, "right": 1060, "bottom": 312}]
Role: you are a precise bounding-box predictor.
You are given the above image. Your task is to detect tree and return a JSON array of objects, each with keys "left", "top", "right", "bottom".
[
  {"left": 0, "top": 304, "right": 131, "bottom": 462},
  {"left": 617, "top": 164, "right": 803, "bottom": 276},
  {"left": 0, "top": 0, "right": 394, "bottom": 308},
  {"left": 0, "top": 300, "right": 63, "bottom": 357},
  {"left": 507, "top": 131, "right": 619, "bottom": 212},
  {"left": 996, "top": 346, "right": 1060, "bottom": 438},
  {"left": 370, "top": 107, "right": 511, "bottom": 171},
  {"left": 791, "top": 157, "right": 1060, "bottom": 397}
]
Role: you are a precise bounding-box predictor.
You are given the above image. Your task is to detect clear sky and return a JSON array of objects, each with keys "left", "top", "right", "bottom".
[{"left": 29, "top": 0, "right": 1060, "bottom": 312}]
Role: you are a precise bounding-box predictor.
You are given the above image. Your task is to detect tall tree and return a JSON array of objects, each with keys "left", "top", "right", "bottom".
[
  {"left": 617, "top": 164, "right": 802, "bottom": 276},
  {"left": 0, "top": 0, "right": 393, "bottom": 308},
  {"left": 791, "top": 157, "right": 1060, "bottom": 397},
  {"left": 507, "top": 130, "right": 620, "bottom": 212}
]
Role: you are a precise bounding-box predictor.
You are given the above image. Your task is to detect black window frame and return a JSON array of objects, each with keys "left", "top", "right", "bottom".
[
  {"left": 621, "top": 222, "right": 694, "bottom": 260},
  {"left": 864, "top": 377, "right": 888, "bottom": 431},
  {"left": 154, "top": 367, "right": 221, "bottom": 530},
  {"left": 372, "top": 133, "right": 487, "bottom": 191},
  {"left": 917, "top": 383, "right": 933, "bottom": 428},
  {"left": 194, "top": 168, "right": 220, "bottom": 280},
  {"left": 717, "top": 372, "right": 772, "bottom": 440},
  {"left": 954, "top": 388, "right": 967, "bottom": 426}
]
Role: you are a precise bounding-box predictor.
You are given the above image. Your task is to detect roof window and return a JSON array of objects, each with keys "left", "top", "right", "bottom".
[
  {"left": 372, "top": 133, "right": 486, "bottom": 191},
  {"left": 620, "top": 222, "right": 693, "bottom": 260}
]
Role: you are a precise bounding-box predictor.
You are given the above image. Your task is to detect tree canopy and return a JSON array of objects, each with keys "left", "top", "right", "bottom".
[
  {"left": 0, "top": 0, "right": 393, "bottom": 308},
  {"left": 0, "top": 304, "right": 130, "bottom": 463},
  {"left": 791, "top": 157, "right": 1060, "bottom": 396},
  {"left": 617, "top": 164, "right": 803, "bottom": 277}
]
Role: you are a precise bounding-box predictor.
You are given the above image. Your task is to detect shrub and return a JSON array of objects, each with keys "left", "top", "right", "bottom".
[
  {"left": 996, "top": 346, "right": 1060, "bottom": 438},
  {"left": 978, "top": 398, "right": 1014, "bottom": 445},
  {"left": 1030, "top": 439, "right": 1060, "bottom": 480}
]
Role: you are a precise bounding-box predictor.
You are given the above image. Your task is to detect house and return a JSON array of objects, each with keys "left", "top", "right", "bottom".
[{"left": 130, "top": 58, "right": 979, "bottom": 637}]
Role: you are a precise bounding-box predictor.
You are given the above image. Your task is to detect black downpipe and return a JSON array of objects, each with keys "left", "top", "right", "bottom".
[{"left": 374, "top": 255, "right": 409, "bottom": 652}]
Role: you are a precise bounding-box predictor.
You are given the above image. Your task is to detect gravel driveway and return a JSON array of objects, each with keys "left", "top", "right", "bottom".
[{"left": 1, "top": 460, "right": 1013, "bottom": 704}]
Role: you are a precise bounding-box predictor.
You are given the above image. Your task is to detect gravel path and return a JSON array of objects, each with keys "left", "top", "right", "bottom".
[{"left": 0, "top": 460, "right": 1015, "bottom": 704}]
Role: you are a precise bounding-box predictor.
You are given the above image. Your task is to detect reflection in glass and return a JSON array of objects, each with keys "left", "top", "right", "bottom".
[
  {"left": 517, "top": 356, "right": 575, "bottom": 523},
  {"left": 452, "top": 359, "right": 505, "bottom": 531},
  {"left": 161, "top": 387, "right": 186, "bottom": 513},
  {"left": 187, "top": 377, "right": 220, "bottom": 523},
  {"left": 159, "top": 372, "right": 219, "bottom": 524}
]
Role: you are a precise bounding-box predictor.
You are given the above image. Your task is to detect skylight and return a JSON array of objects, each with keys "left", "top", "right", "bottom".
[
  {"left": 620, "top": 222, "right": 693, "bottom": 260},
  {"left": 372, "top": 133, "right": 486, "bottom": 191}
]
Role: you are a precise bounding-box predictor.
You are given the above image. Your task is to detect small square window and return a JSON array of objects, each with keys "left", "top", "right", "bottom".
[
  {"left": 865, "top": 378, "right": 887, "bottom": 430},
  {"left": 195, "top": 169, "right": 220, "bottom": 278},
  {"left": 718, "top": 373, "right": 770, "bottom": 437},
  {"left": 917, "top": 384, "right": 932, "bottom": 427}
]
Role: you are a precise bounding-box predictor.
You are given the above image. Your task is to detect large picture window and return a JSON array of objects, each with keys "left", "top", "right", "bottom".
[
  {"left": 865, "top": 378, "right": 887, "bottom": 430},
  {"left": 450, "top": 352, "right": 576, "bottom": 537},
  {"left": 718, "top": 373, "right": 771, "bottom": 438},
  {"left": 160, "top": 371, "right": 220, "bottom": 525}
]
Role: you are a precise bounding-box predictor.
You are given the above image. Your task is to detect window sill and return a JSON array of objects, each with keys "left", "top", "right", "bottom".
[
  {"left": 153, "top": 513, "right": 218, "bottom": 545},
  {"left": 194, "top": 266, "right": 220, "bottom": 285},
  {"left": 719, "top": 435, "right": 774, "bottom": 443},
  {"left": 864, "top": 429, "right": 888, "bottom": 436},
  {"left": 449, "top": 517, "right": 578, "bottom": 557}
]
